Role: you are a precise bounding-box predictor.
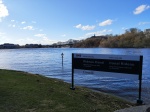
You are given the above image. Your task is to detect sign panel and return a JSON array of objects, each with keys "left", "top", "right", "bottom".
[
  {"left": 72, "top": 53, "right": 142, "bottom": 79},
  {"left": 71, "top": 53, "right": 143, "bottom": 104}
]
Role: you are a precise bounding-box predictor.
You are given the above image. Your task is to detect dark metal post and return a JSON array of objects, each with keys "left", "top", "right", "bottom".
[
  {"left": 70, "top": 53, "right": 75, "bottom": 90},
  {"left": 61, "top": 53, "right": 64, "bottom": 67},
  {"left": 137, "top": 56, "right": 143, "bottom": 105}
]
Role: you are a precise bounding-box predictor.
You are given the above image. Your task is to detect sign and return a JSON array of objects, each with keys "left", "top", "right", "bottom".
[
  {"left": 71, "top": 53, "right": 143, "bottom": 104},
  {"left": 73, "top": 53, "right": 142, "bottom": 78}
]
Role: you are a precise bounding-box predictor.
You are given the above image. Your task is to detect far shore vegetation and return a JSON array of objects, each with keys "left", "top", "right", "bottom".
[
  {"left": 73, "top": 28, "right": 150, "bottom": 48},
  {"left": 0, "top": 69, "right": 134, "bottom": 112}
]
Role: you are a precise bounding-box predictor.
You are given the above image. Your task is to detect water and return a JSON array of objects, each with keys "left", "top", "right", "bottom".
[{"left": 0, "top": 48, "right": 150, "bottom": 104}]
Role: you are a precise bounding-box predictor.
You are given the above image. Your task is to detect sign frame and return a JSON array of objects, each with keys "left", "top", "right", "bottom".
[{"left": 70, "top": 53, "right": 143, "bottom": 104}]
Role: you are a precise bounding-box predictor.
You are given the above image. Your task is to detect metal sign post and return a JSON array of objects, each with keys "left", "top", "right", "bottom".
[
  {"left": 70, "top": 54, "right": 75, "bottom": 90},
  {"left": 137, "top": 56, "right": 143, "bottom": 105}
]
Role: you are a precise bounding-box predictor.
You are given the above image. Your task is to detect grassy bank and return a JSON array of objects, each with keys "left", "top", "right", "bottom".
[{"left": 0, "top": 69, "right": 134, "bottom": 112}]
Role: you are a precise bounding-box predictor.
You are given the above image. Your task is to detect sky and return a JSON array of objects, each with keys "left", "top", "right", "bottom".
[{"left": 0, "top": 0, "right": 150, "bottom": 45}]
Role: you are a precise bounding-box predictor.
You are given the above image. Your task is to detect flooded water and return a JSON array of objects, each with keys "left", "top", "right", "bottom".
[{"left": 0, "top": 48, "right": 150, "bottom": 104}]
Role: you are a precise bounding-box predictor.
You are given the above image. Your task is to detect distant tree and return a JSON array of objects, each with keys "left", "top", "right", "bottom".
[
  {"left": 143, "top": 37, "right": 150, "bottom": 47},
  {"left": 73, "top": 36, "right": 106, "bottom": 48},
  {"left": 125, "top": 28, "right": 141, "bottom": 34},
  {"left": 73, "top": 28, "right": 150, "bottom": 48},
  {"left": 144, "top": 29, "right": 150, "bottom": 38}
]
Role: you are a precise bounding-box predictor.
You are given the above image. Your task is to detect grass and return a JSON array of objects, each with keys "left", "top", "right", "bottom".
[{"left": 0, "top": 69, "right": 134, "bottom": 112}]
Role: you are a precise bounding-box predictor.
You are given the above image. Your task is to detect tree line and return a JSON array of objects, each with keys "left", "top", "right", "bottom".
[{"left": 73, "top": 28, "right": 150, "bottom": 48}]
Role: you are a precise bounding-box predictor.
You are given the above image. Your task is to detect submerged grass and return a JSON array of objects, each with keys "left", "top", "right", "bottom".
[{"left": 0, "top": 69, "right": 134, "bottom": 112}]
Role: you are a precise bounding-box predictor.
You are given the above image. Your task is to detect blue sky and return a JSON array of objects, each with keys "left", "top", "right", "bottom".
[{"left": 0, "top": 0, "right": 150, "bottom": 45}]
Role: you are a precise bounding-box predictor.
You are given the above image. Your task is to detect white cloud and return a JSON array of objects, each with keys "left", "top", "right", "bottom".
[
  {"left": 99, "top": 19, "right": 113, "bottom": 26},
  {"left": 42, "top": 37, "right": 49, "bottom": 41},
  {"left": 133, "top": 5, "right": 150, "bottom": 15},
  {"left": 139, "top": 22, "right": 150, "bottom": 25},
  {"left": 122, "top": 27, "right": 128, "bottom": 30},
  {"left": 34, "top": 33, "right": 46, "bottom": 37},
  {"left": 8, "top": 24, "right": 16, "bottom": 28},
  {"left": 0, "top": 32, "right": 5, "bottom": 36},
  {"left": 22, "top": 26, "right": 34, "bottom": 30},
  {"left": 75, "top": 24, "right": 95, "bottom": 30},
  {"left": 82, "top": 25, "right": 95, "bottom": 30},
  {"left": 11, "top": 20, "right": 15, "bottom": 22},
  {"left": 61, "top": 34, "right": 66, "bottom": 37},
  {"left": 34, "top": 34, "right": 55, "bottom": 44},
  {"left": 74, "top": 29, "right": 112, "bottom": 40},
  {"left": 0, "top": 31, "right": 54, "bottom": 45},
  {"left": 21, "top": 21, "right": 26, "bottom": 24},
  {"left": 16, "top": 37, "right": 54, "bottom": 45},
  {"left": 41, "top": 37, "right": 56, "bottom": 45},
  {"left": 0, "top": 0, "right": 9, "bottom": 21},
  {"left": 0, "top": 35, "right": 12, "bottom": 44},
  {"left": 15, "top": 38, "right": 40, "bottom": 45},
  {"left": 86, "top": 29, "right": 112, "bottom": 37},
  {"left": 34, "top": 33, "right": 54, "bottom": 44},
  {"left": 12, "top": 25, "right": 16, "bottom": 27},
  {"left": 27, "top": 38, "right": 38, "bottom": 44},
  {"left": 75, "top": 24, "right": 82, "bottom": 28}
]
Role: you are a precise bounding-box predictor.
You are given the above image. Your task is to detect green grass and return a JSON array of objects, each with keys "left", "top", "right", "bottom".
[{"left": 0, "top": 69, "right": 134, "bottom": 112}]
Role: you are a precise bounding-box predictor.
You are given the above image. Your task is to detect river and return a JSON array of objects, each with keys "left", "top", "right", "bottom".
[{"left": 0, "top": 48, "right": 150, "bottom": 104}]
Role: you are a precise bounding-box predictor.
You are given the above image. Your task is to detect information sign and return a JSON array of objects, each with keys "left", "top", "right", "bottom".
[
  {"left": 71, "top": 53, "right": 143, "bottom": 104},
  {"left": 73, "top": 53, "right": 142, "bottom": 77}
]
